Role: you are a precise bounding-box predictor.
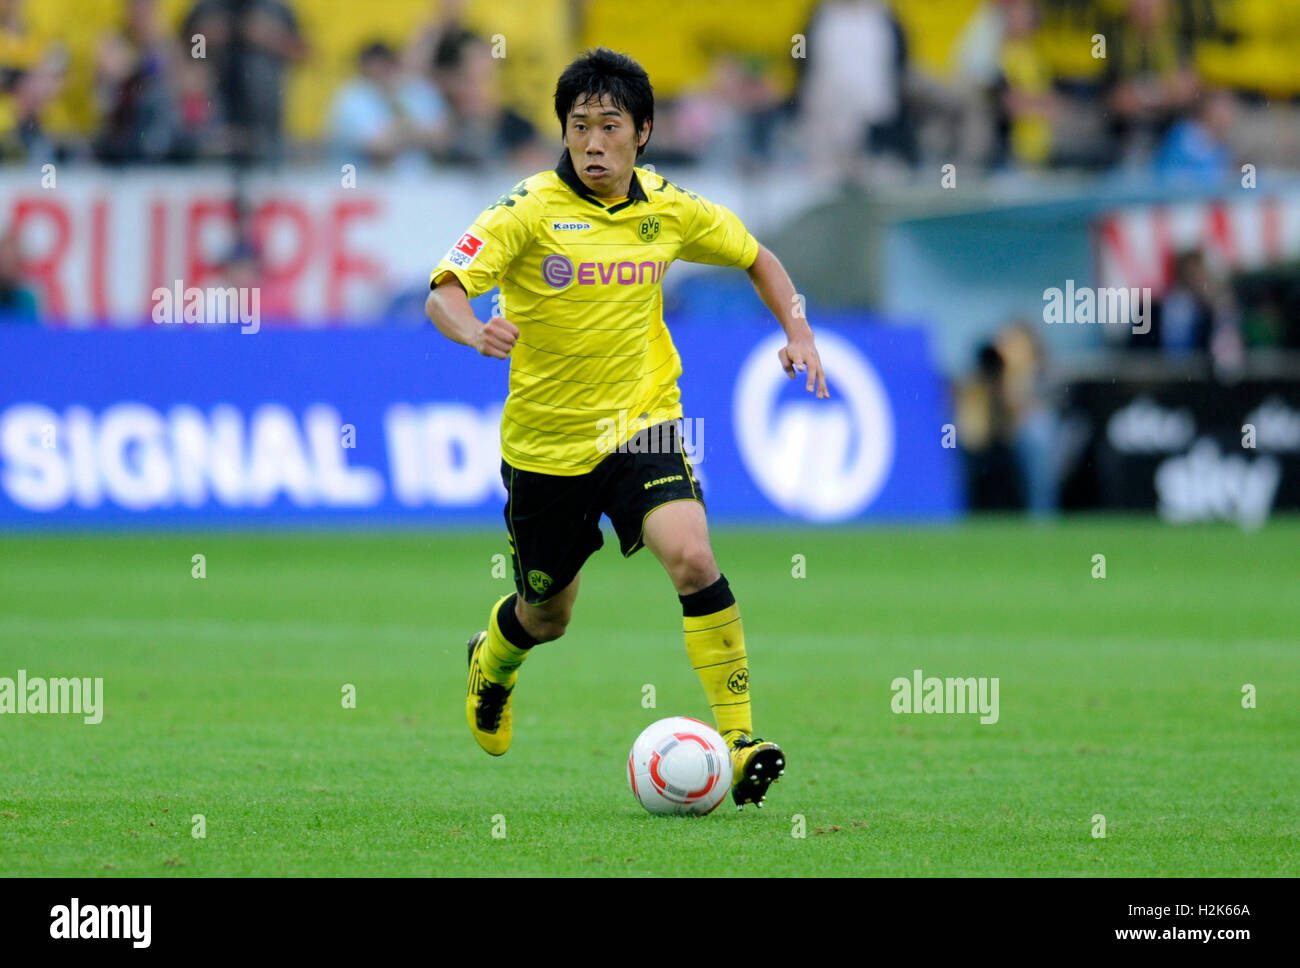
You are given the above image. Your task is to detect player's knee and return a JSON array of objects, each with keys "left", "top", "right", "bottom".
[
  {"left": 669, "top": 544, "right": 719, "bottom": 594},
  {"left": 519, "top": 602, "right": 571, "bottom": 643},
  {"left": 529, "top": 616, "right": 569, "bottom": 642}
]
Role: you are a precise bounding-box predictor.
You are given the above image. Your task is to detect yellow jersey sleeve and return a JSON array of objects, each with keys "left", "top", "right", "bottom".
[
  {"left": 430, "top": 181, "right": 538, "bottom": 298},
  {"left": 675, "top": 192, "right": 759, "bottom": 270}
]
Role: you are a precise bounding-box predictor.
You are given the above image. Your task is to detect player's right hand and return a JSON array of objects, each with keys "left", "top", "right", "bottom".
[{"left": 476, "top": 315, "right": 518, "bottom": 359}]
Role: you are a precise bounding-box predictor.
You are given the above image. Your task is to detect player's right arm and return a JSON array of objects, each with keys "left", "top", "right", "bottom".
[
  {"left": 425, "top": 179, "right": 536, "bottom": 359},
  {"left": 425, "top": 276, "right": 518, "bottom": 359}
]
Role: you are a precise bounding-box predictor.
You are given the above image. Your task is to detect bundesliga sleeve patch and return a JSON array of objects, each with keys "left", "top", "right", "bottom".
[{"left": 445, "top": 232, "right": 484, "bottom": 269}]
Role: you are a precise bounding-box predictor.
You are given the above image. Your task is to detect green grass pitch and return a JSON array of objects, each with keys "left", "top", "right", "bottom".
[{"left": 1, "top": 518, "right": 1296, "bottom": 876}]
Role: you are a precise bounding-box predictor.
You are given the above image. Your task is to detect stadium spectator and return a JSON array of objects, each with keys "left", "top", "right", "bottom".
[
  {"left": 1153, "top": 87, "right": 1236, "bottom": 183},
  {"left": 955, "top": 341, "right": 1022, "bottom": 510},
  {"left": 950, "top": 0, "right": 1011, "bottom": 168},
  {"left": 0, "top": 53, "right": 64, "bottom": 162},
  {"left": 1102, "top": 0, "right": 1200, "bottom": 164},
  {"left": 953, "top": 0, "right": 1008, "bottom": 90},
  {"left": 329, "top": 40, "right": 448, "bottom": 172},
  {"left": 430, "top": 29, "right": 547, "bottom": 170},
  {"left": 182, "top": 0, "right": 306, "bottom": 164},
  {"left": 1136, "top": 248, "right": 1241, "bottom": 366},
  {"left": 172, "top": 52, "right": 228, "bottom": 160},
  {"left": 996, "top": 320, "right": 1059, "bottom": 516},
  {"left": 795, "top": 0, "right": 914, "bottom": 184},
  {"left": 960, "top": 0, "right": 1110, "bottom": 171},
  {"left": 0, "top": 0, "right": 44, "bottom": 87},
  {"left": 403, "top": 0, "right": 469, "bottom": 78},
  {"left": 955, "top": 322, "right": 1062, "bottom": 514},
  {"left": 219, "top": 237, "right": 294, "bottom": 321},
  {"left": 991, "top": 0, "right": 1060, "bottom": 168},
  {"left": 651, "top": 66, "right": 743, "bottom": 168},
  {"left": 93, "top": 0, "right": 185, "bottom": 163},
  {"left": 666, "top": 54, "right": 785, "bottom": 170},
  {"left": 0, "top": 225, "right": 38, "bottom": 323}
]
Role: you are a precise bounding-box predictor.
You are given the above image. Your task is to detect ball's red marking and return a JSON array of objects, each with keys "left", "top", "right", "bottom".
[
  {"left": 674, "top": 733, "right": 720, "bottom": 799},
  {"left": 648, "top": 750, "right": 668, "bottom": 794},
  {"left": 645, "top": 734, "right": 721, "bottom": 803}
]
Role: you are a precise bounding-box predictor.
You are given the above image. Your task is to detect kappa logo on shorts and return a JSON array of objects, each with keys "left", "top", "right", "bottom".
[
  {"left": 727, "top": 669, "right": 749, "bottom": 695},
  {"left": 642, "top": 474, "right": 684, "bottom": 490},
  {"left": 527, "top": 570, "right": 553, "bottom": 594}
]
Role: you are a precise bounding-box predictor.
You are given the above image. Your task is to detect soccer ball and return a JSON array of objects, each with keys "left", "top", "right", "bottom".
[{"left": 627, "top": 716, "right": 733, "bottom": 815}]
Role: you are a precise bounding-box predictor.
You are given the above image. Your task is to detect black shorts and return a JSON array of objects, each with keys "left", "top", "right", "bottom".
[{"left": 502, "top": 421, "right": 703, "bottom": 604}]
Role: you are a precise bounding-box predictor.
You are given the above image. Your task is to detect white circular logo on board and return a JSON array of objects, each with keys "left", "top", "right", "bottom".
[{"left": 733, "top": 331, "right": 894, "bottom": 521}]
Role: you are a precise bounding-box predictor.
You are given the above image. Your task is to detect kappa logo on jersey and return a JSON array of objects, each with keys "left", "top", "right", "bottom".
[
  {"left": 446, "top": 232, "right": 484, "bottom": 269},
  {"left": 551, "top": 221, "right": 592, "bottom": 231}
]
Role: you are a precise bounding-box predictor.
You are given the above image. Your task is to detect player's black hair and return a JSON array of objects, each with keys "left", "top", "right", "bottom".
[{"left": 554, "top": 47, "right": 654, "bottom": 157}]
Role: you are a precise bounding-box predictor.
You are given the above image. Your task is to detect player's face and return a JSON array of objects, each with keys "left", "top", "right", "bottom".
[{"left": 563, "top": 94, "right": 650, "bottom": 198}]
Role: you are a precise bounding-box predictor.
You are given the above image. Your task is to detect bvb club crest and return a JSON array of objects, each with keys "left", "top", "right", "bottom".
[{"left": 638, "top": 215, "right": 661, "bottom": 243}]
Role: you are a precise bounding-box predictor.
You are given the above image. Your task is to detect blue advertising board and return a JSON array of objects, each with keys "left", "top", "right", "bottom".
[{"left": 0, "top": 314, "right": 961, "bottom": 527}]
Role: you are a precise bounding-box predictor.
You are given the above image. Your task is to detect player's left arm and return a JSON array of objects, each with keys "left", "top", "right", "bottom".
[
  {"left": 746, "top": 244, "right": 829, "bottom": 398},
  {"left": 674, "top": 186, "right": 829, "bottom": 398}
]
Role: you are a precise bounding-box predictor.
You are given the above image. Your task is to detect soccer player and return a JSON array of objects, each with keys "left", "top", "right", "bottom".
[{"left": 426, "top": 47, "right": 828, "bottom": 808}]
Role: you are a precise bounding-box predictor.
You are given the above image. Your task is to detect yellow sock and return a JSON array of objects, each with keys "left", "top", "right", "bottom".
[
  {"left": 479, "top": 595, "right": 532, "bottom": 686},
  {"left": 683, "top": 601, "right": 752, "bottom": 742}
]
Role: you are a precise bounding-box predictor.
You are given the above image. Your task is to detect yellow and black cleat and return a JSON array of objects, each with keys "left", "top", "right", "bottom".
[
  {"left": 726, "top": 733, "right": 785, "bottom": 809},
  {"left": 466, "top": 631, "right": 513, "bottom": 756}
]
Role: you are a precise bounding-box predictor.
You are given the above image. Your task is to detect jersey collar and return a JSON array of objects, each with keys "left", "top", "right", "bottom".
[{"left": 555, "top": 150, "right": 647, "bottom": 214}]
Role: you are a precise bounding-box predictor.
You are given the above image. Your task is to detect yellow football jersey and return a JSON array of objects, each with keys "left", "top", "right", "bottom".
[{"left": 431, "top": 152, "right": 759, "bottom": 475}]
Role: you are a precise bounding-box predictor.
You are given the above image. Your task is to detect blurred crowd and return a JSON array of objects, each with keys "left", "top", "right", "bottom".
[
  {"left": 956, "top": 240, "right": 1300, "bottom": 514},
  {"left": 326, "top": 24, "right": 553, "bottom": 173},
  {"left": 0, "top": 0, "right": 557, "bottom": 167},
  {"left": 797, "top": 0, "right": 1299, "bottom": 183},
  {"left": 0, "top": 0, "right": 1297, "bottom": 178}
]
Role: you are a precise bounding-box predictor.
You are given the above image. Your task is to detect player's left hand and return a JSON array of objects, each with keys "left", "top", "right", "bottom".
[{"left": 779, "top": 338, "right": 829, "bottom": 398}]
